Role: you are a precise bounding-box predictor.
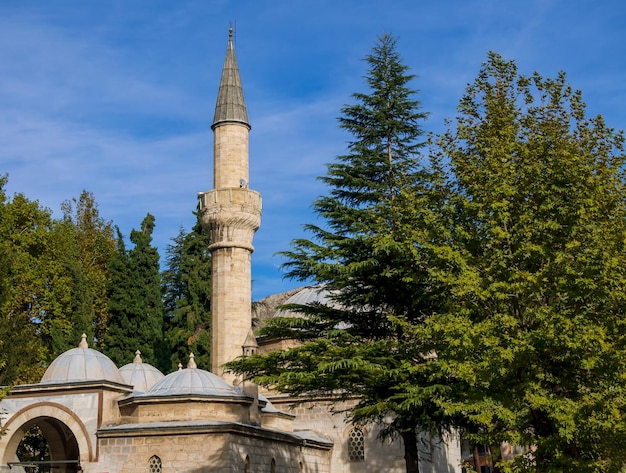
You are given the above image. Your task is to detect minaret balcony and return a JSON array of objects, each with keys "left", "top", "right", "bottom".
[{"left": 198, "top": 188, "right": 262, "bottom": 252}]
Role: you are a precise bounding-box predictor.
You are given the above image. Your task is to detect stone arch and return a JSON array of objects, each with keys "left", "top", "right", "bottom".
[
  {"left": 342, "top": 423, "right": 368, "bottom": 438},
  {"left": 0, "top": 402, "right": 94, "bottom": 467}
]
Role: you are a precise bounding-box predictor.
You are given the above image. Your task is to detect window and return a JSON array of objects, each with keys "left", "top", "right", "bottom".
[
  {"left": 245, "top": 455, "right": 250, "bottom": 473},
  {"left": 149, "top": 455, "right": 162, "bottom": 473},
  {"left": 270, "top": 458, "right": 276, "bottom": 473},
  {"left": 348, "top": 426, "right": 365, "bottom": 462}
]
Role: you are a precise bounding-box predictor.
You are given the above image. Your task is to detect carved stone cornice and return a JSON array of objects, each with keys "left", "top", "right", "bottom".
[{"left": 199, "top": 188, "right": 262, "bottom": 253}]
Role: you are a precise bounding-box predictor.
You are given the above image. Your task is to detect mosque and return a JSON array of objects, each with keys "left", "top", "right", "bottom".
[{"left": 0, "top": 29, "right": 463, "bottom": 473}]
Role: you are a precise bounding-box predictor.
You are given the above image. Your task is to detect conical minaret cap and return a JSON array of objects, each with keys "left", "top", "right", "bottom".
[{"left": 212, "top": 26, "right": 250, "bottom": 130}]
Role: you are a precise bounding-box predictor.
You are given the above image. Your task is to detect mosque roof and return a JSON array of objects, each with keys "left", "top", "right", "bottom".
[
  {"left": 212, "top": 26, "right": 249, "bottom": 130},
  {"left": 273, "top": 285, "right": 336, "bottom": 319},
  {"left": 140, "top": 353, "right": 245, "bottom": 398},
  {"left": 119, "top": 350, "right": 165, "bottom": 392},
  {"left": 40, "top": 334, "right": 125, "bottom": 385}
]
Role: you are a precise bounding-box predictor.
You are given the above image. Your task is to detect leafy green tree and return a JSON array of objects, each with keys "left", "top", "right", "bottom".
[
  {"left": 0, "top": 176, "right": 51, "bottom": 384},
  {"left": 39, "top": 191, "right": 115, "bottom": 356},
  {"left": 162, "top": 210, "right": 212, "bottom": 372},
  {"left": 61, "top": 191, "right": 115, "bottom": 345},
  {"left": 0, "top": 182, "right": 115, "bottom": 383},
  {"left": 227, "top": 34, "right": 442, "bottom": 473},
  {"left": 104, "top": 214, "right": 165, "bottom": 370},
  {"left": 421, "top": 52, "right": 626, "bottom": 472}
]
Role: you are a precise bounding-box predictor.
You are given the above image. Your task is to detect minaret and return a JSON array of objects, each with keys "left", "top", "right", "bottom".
[{"left": 199, "top": 27, "right": 262, "bottom": 383}]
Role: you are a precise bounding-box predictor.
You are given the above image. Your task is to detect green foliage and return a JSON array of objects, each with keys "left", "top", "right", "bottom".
[
  {"left": 227, "top": 34, "right": 435, "bottom": 473},
  {"left": 230, "top": 47, "right": 626, "bottom": 473},
  {"left": 0, "top": 177, "right": 52, "bottom": 384},
  {"left": 162, "top": 210, "right": 212, "bottom": 372},
  {"left": 60, "top": 191, "right": 116, "bottom": 346},
  {"left": 40, "top": 191, "right": 115, "bottom": 356},
  {"left": 104, "top": 214, "right": 166, "bottom": 370},
  {"left": 423, "top": 52, "right": 626, "bottom": 472},
  {"left": 0, "top": 181, "right": 116, "bottom": 384}
]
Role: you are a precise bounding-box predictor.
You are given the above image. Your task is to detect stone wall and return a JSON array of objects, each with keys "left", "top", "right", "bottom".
[
  {"left": 95, "top": 429, "right": 330, "bottom": 473},
  {"left": 270, "top": 396, "right": 462, "bottom": 473}
]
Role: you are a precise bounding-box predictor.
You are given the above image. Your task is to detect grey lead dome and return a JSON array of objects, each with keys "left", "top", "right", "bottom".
[
  {"left": 142, "top": 353, "right": 242, "bottom": 398},
  {"left": 119, "top": 350, "right": 165, "bottom": 392},
  {"left": 40, "top": 334, "right": 125, "bottom": 385}
]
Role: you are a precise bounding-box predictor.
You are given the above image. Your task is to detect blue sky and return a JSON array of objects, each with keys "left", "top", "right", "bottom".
[{"left": 1, "top": 0, "right": 625, "bottom": 299}]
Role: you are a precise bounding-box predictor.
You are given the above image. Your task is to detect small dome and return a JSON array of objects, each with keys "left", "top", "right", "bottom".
[
  {"left": 41, "top": 334, "right": 124, "bottom": 385},
  {"left": 119, "top": 350, "right": 164, "bottom": 392},
  {"left": 142, "top": 353, "right": 241, "bottom": 398}
]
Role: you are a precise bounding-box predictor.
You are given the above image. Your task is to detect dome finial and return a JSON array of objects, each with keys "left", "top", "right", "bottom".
[
  {"left": 188, "top": 352, "right": 197, "bottom": 369},
  {"left": 79, "top": 333, "right": 88, "bottom": 349},
  {"left": 133, "top": 350, "right": 142, "bottom": 363},
  {"left": 178, "top": 363, "right": 183, "bottom": 371}
]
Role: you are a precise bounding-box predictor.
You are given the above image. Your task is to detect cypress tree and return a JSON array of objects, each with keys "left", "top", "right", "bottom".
[
  {"left": 162, "top": 210, "right": 211, "bottom": 372},
  {"left": 104, "top": 214, "right": 165, "bottom": 370}
]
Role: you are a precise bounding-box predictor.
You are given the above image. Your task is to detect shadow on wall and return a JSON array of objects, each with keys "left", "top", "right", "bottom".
[{"left": 192, "top": 438, "right": 327, "bottom": 473}]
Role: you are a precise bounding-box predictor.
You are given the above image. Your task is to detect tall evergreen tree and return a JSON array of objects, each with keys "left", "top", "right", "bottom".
[
  {"left": 103, "top": 228, "right": 133, "bottom": 364},
  {"left": 227, "top": 34, "right": 441, "bottom": 473},
  {"left": 162, "top": 210, "right": 212, "bottom": 372},
  {"left": 104, "top": 214, "right": 165, "bottom": 370},
  {"left": 419, "top": 53, "right": 626, "bottom": 472}
]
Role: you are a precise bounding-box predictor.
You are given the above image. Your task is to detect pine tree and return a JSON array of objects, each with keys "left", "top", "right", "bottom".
[
  {"left": 162, "top": 210, "right": 211, "bottom": 372},
  {"left": 227, "top": 34, "right": 441, "bottom": 473}
]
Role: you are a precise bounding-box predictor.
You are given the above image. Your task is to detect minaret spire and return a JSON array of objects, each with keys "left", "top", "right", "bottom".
[
  {"left": 212, "top": 24, "right": 249, "bottom": 130},
  {"left": 199, "top": 27, "right": 262, "bottom": 384}
]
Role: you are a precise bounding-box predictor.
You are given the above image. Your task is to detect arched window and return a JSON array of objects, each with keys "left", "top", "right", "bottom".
[
  {"left": 348, "top": 426, "right": 365, "bottom": 462},
  {"left": 245, "top": 455, "right": 251, "bottom": 473},
  {"left": 270, "top": 457, "right": 276, "bottom": 473},
  {"left": 149, "top": 455, "right": 162, "bottom": 473}
]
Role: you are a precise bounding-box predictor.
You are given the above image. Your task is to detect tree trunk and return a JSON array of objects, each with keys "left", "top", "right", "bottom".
[
  {"left": 401, "top": 430, "right": 420, "bottom": 473},
  {"left": 473, "top": 445, "right": 481, "bottom": 473}
]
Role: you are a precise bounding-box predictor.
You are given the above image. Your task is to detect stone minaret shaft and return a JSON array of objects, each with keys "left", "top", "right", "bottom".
[{"left": 199, "top": 28, "right": 261, "bottom": 383}]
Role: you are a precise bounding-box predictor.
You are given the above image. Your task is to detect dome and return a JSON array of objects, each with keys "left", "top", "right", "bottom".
[
  {"left": 41, "top": 334, "right": 125, "bottom": 385},
  {"left": 119, "top": 350, "right": 164, "bottom": 392},
  {"left": 142, "top": 353, "right": 242, "bottom": 398},
  {"left": 273, "top": 285, "right": 335, "bottom": 319}
]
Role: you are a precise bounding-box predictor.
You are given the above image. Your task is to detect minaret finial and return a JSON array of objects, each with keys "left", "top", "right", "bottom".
[
  {"left": 79, "top": 333, "right": 88, "bottom": 349},
  {"left": 229, "top": 23, "right": 233, "bottom": 38}
]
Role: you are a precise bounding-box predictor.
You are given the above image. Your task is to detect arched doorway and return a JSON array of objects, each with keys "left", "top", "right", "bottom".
[{"left": 3, "top": 416, "right": 81, "bottom": 472}]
